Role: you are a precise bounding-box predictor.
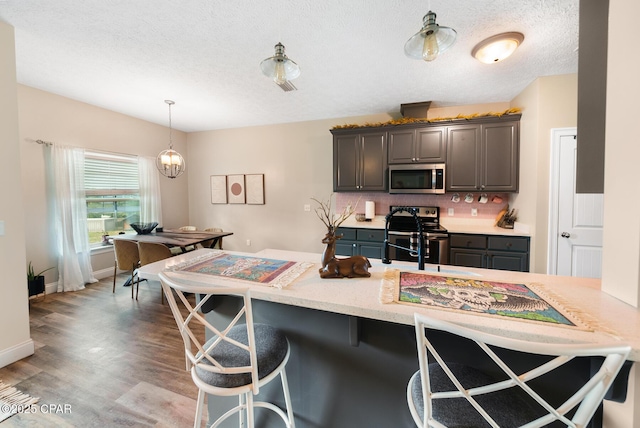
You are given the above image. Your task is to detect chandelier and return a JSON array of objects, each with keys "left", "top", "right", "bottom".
[
  {"left": 156, "top": 100, "right": 185, "bottom": 179},
  {"left": 404, "top": 10, "right": 457, "bottom": 62}
]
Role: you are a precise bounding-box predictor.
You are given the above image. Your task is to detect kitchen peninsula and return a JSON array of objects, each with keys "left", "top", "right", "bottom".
[{"left": 139, "top": 249, "right": 638, "bottom": 428}]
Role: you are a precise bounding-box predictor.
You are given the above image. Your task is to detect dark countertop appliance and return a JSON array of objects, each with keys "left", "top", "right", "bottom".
[{"left": 382, "top": 205, "right": 449, "bottom": 270}]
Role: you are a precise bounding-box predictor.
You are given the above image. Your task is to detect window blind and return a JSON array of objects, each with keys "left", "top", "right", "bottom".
[{"left": 84, "top": 151, "right": 139, "bottom": 196}]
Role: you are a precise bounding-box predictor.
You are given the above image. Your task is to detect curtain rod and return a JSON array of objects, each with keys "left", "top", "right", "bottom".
[{"left": 33, "top": 138, "right": 145, "bottom": 160}]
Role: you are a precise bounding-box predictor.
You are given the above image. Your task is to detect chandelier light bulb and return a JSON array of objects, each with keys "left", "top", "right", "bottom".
[{"left": 422, "top": 31, "right": 439, "bottom": 61}]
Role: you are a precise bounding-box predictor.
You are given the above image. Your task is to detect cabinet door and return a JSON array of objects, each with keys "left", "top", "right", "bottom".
[
  {"left": 358, "top": 243, "right": 384, "bottom": 260},
  {"left": 487, "top": 251, "right": 528, "bottom": 272},
  {"left": 360, "top": 132, "right": 387, "bottom": 191},
  {"left": 388, "top": 129, "right": 416, "bottom": 164},
  {"left": 416, "top": 127, "right": 446, "bottom": 163},
  {"left": 482, "top": 121, "right": 519, "bottom": 192},
  {"left": 446, "top": 125, "right": 481, "bottom": 191},
  {"left": 335, "top": 241, "right": 356, "bottom": 257},
  {"left": 449, "top": 248, "right": 485, "bottom": 268},
  {"left": 334, "top": 134, "right": 360, "bottom": 191}
]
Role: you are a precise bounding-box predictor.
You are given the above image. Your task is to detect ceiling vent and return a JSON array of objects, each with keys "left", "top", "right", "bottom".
[
  {"left": 277, "top": 80, "right": 297, "bottom": 92},
  {"left": 401, "top": 101, "right": 431, "bottom": 118}
]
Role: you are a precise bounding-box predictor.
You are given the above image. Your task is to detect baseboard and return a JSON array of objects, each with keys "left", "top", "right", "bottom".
[
  {"left": 93, "top": 267, "right": 114, "bottom": 280},
  {"left": 41, "top": 267, "right": 114, "bottom": 295},
  {"left": 0, "top": 339, "right": 35, "bottom": 369}
]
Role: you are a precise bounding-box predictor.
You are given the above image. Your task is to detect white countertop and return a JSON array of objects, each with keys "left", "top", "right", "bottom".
[
  {"left": 340, "top": 216, "right": 530, "bottom": 237},
  {"left": 140, "top": 248, "right": 639, "bottom": 361}
]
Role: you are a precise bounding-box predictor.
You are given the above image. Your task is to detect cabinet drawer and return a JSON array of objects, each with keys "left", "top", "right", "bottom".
[
  {"left": 356, "top": 229, "right": 385, "bottom": 242},
  {"left": 336, "top": 227, "right": 357, "bottom": 240},
  {"left": 449, "top": 234, "right": 486, "bottom": 249},
  {"left": 488, "top": 236, "right": 529, "bottom": 252}
]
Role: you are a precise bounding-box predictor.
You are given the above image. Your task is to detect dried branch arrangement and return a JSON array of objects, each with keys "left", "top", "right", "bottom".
[{"left": 311, "top": 196, "right": 360, "bottom": 234}]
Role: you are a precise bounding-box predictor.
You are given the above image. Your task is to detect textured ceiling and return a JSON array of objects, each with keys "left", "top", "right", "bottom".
[{"left": 0, "top": 0, "right": 579, "bottom": 132}]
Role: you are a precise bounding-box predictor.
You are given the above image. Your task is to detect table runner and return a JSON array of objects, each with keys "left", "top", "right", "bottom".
[
  {"left": 169, "top": 251, "right": 313, "bottom": 289},
  {"left": 380, "top": 269, "right": 592, "bottom": 330}
]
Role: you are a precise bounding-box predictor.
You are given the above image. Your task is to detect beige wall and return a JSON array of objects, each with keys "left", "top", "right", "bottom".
[
  {"left": 187, "top": 113, "right": 392, "bottom": 254},
  {"left": 511, "top": 74, "right": 578, "bottom": 273},
  {"left": 17, "top": 86, "right": 190, "bottom": 278},
  {"left": 602, "top": 0, "right": 640, "bottom": 307},
  {"left": 0, "top": 22, "right": 33, "bottom": 367}
]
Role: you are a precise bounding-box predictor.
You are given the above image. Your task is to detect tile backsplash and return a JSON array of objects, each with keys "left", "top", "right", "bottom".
[{"left": 335, "top": 192, "right": 511, "bottom": 221}]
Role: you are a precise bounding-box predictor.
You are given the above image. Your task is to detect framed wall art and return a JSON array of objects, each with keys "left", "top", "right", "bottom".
[
  {"left": 245, "top": 174, "right": 265, "bottom": 205},
  {"left": 210, "top": 175, "right": 227, "bottom": 204},
  {"left": 227, "top": 174, "right": 246, "bottom": 204}
]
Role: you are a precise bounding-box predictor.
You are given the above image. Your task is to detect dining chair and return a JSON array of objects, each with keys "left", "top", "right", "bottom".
[
  {"left": 112, "top": 239, "right": 140, "bottom": 299},
  {"left": 408, "top": 313, "right": 630, "bottom": 428},
  {"left": 137, "top": 241, "right": 173, "bottom": 302},
  {"left": 200, "top": 227, "right": 224, "bottom": 249},
  {"left": 159, "top": 271, "right": 295, "bottom": 428}
]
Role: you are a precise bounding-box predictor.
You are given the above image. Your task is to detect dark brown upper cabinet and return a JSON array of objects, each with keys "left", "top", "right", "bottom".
[
  {"left": 332, "top": 128, "right": 387, "bottom": 192},
  {"left": 388, "top": 126, "right": 446, "bottom": 164},
  {"left": 446, "top": 119, "right": 520, "bottom": 192}
]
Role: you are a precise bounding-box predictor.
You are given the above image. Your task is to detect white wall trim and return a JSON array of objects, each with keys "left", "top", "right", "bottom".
[
  {"left": 0, "top": 339, "right": 34, "bottom": 369},
  {"left": 93, "top": 267, "right": 114, "bottom": 280},
  {"left": 40, "top": 267, "right": 114, "bottom": 295},
  {"left": 547, "top": 127, "right": 577, "bottom": 275}
]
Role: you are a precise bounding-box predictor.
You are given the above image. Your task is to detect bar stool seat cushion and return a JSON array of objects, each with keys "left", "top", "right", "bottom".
[
  {"left": 410, "top": 363, "right": 542, "bottom": 427},
  {"left": 195, "top": 323, "right": 288, "bottom": 389}
]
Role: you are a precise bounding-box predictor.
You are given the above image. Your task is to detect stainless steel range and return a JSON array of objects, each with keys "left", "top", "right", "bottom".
[{"left": 382, "top": 205, "right": 449, "bottom": 269}]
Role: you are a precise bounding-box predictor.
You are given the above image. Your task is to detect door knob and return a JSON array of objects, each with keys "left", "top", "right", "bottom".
[{"left": 561, "top": 232, "right": 571, "bottom": 238}]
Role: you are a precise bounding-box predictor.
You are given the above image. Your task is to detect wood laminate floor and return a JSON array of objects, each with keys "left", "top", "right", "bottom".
[{"left": 0, "top": 275, "right": 206, "bottom": 427}]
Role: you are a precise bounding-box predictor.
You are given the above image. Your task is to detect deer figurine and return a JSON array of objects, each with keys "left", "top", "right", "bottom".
[
  {"left": 312, "top": 196, "right": 372, "bottom": 279},
  {"left": 319, "top": 232, "right": 371, "bottom": 278}
]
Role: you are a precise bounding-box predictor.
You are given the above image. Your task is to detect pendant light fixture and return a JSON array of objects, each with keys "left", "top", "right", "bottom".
[
  {"left": 404, "top": 10, "right": 457, "bottom": 62},
  {"left": 471, "top": 32, "right": 524, "bottom": 64},
  {"left": 156, "top": 100, "right": 185, "bottom": 179},
  {"left": 260, "top": 42, "right": 300, "bottom": 89}
]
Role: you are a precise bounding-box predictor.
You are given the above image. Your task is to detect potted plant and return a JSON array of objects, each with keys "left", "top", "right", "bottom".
[{"left": 27, "top": 262, "right": 54, "bottom": 297}]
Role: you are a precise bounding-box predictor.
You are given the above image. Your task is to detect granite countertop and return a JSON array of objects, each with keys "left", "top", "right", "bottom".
[
  {"left": 340, "top": 216, "right": 530, "bottom": 237},
  {"left": 142, "top": 249, "right": 639, "bottom": 361}
]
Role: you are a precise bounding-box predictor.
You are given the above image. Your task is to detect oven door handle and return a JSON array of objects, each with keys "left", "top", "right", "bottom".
[{"left": 386, "top": 231, "right": 416, "bottom": 237}]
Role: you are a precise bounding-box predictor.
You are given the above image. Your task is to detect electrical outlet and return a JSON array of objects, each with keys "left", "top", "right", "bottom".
[
  {"left": 471, "top": 208, "right": 478, "bottom": 217},
  {"left": 246, "top": 239, "right": 251, "bottom": 246},
  {"left": 304, "top": 204, "right": 311, "bottom": 212},
  {"left": 447, "top": 208, "right": 454, "bottom": 216}
]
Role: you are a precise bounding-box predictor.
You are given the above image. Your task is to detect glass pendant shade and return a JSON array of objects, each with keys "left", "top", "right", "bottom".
[
  {"left": 472, "top": 32, "right": 524, "bottom": 63},
  {"left": 260, "top": 42, "right": 301, "bottom": 83},
  {"left": 405, "top": 11, "right": 457, "bottom": 61},
  {"left": 156, "top": 148, "right": 185, "bottom": 179},
  {"left": 156, "top": 100, "right": 185, "bottom": 179}
]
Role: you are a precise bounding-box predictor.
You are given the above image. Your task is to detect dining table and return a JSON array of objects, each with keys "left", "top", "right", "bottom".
[
  {"left": 111, "top": 229, "right": 233, "bottom": 251},
  {"left": 111, "top": 229, "right": 233, "bottom": 286}
]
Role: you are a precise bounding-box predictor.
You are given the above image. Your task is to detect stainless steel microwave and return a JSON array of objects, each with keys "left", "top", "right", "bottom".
[{"left": 388, "top": 163, "right": 446, "bottom": 194}]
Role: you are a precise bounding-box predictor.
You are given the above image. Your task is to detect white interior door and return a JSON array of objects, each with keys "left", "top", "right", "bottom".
[{"left": 554, "top": 132, "right": 604, "bottom": 278}]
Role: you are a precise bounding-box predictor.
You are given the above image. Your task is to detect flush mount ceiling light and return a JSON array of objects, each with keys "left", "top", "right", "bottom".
[
  {"left": 405, "top": 10, "right": 457, "bottom": 62},
  {"left": 156, "top": 100, "right": 185, "bottom": 179},
  {"left": 260, "top": 42, "right": 300, "bottom": 91},
  {"left": 472, "top": 32, "right": 524, "bottom": 64}
]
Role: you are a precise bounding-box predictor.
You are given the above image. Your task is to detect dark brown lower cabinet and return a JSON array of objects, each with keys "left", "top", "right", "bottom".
[
  {"left": 335, "top": 227, "right": 385, "bottom": 259},
  {"left": 449, "top": 233, "right": 530, "bottom": 272}
]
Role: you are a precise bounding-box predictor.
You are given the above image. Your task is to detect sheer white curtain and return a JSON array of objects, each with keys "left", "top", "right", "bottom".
[
  {"left": 48, "top": 144, "right": 97, "bottom": 292},
  {"left": 138, "top": 156, "right": 163, "bottom": 225}
]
